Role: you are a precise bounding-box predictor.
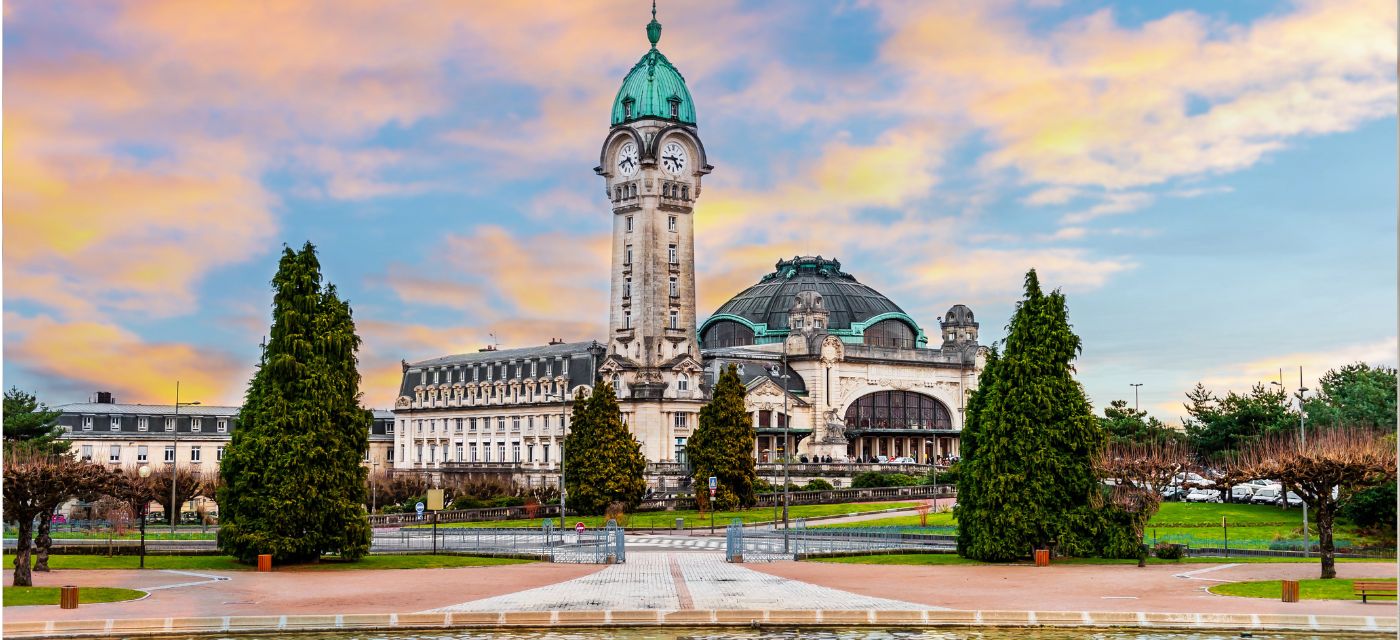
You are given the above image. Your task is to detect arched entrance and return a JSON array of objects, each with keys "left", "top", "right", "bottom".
[{"left": 843, "top": 390, "right": 954, "bottom": 463}]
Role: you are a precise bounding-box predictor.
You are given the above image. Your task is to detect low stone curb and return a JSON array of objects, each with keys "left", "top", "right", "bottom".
[{"left": 5, "top": 609, "right": 1393, "bottom": 637}]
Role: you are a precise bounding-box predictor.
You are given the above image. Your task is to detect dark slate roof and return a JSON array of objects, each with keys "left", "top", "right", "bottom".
[
  {"left": 56, "top": 402, "right": 239, "bottom": 416},
  {"left": 709, "top": 256, "right": 907, "bottom": 332},
  {"left": 409, "top": 341, "right": 599, "bottom": 368},
  {"left": 399, "top": 340, "right": 604, "bottom": 399},
  {"left": 705, "top": 357, "right": 808, "bottom": 394}
]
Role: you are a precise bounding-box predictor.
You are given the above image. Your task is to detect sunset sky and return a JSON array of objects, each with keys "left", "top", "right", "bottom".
[{"left": 4, "top": 0, "right": 1396, "bottom": 422}]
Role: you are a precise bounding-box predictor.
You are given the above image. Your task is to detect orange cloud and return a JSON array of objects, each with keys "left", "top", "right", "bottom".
[{"left": 5, "top": 314, "right": 249, "bottom": 405}]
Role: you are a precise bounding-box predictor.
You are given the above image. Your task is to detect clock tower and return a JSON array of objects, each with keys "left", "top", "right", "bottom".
[{"left": 595, "top": 4, "right": 711, "bottom": 463}]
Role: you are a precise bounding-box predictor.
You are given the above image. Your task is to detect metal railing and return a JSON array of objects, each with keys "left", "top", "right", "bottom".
[
  {"left": 725, "top": 518, "right": 955, "bottom": 562},
  {"left": 370, "top": 520, "right": 625, "bottom": 564}
]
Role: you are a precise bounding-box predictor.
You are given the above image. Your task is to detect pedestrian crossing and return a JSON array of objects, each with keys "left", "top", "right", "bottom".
[{"left": 627, "top": 535, "right": 726, "bottom": 551}]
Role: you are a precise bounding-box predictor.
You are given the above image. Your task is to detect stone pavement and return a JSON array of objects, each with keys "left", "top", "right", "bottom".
[{"left": 427, "top": 552, "right": 941, "bottom": 612}]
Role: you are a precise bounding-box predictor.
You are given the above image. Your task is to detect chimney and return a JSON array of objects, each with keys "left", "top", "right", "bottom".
[
  {"left": 549, "top": 338, "right": 564, "bottom": 345},
  {"left": 95, "top": 391, "right": 114, "bottom": 404},
  {"left": 478, "top": 345, "right": 497, "bottom": 352}
]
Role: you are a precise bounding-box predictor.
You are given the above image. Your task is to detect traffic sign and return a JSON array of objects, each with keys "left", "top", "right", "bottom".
[
  {"left": 415, "top": 501, "right": 425, "bottom": 515},
  {"left": 708, "top": 476, "right": 717, "bottom": 490},
  {"left": 575, "top": 522, "right": 586, "bottom": 533}
]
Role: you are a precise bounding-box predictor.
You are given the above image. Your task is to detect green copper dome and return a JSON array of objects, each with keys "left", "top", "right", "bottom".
[{"left": 610, "top": 7, "right": 696, "bottom": 126}]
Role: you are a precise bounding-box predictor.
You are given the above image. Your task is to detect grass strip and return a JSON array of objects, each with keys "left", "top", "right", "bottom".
[
  {"left": 3, "top": 586, "right": 146, "bottom": 607},
  {"left": 809, "top": 553, "right": 1391, "bottom": 566},
  {"left": 1210, "top": 578, "right": 1396, "bottom": 600}
]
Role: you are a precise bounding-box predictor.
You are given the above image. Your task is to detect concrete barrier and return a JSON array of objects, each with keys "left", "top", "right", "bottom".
[{"left": 4, "top": 609, "right": 1393, "bottom": 638}]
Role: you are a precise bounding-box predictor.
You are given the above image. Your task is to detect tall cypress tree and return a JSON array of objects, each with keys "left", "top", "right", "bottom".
[
  {"left": 955, "top": 270, "right": 1105, "bottom": 561},
  {"left": 563, "top": 382, "right": 647, "bottom": 515},
  {"left": 218, "top": 243, "right": 371, "bottom": 563},
  {"left": 688, "top": 364, "right": 757, "bottom": 511}
]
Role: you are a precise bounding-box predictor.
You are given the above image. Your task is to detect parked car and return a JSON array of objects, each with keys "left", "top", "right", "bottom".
[
  {"left": 50, "top": 514, "right": 67, "bottom": 525},
  {"left": 1185, "top": 488, "right": 1222, "bottom": 503},
  {"left": 1172, "top": 472, "right": 1214, "bottom": 488},
  {"left": 1230, "top": 484, "right": 1255, "bottom": 501},
  {"left": 1281, "top": 491, "right": 1304, "bottom": 507},
  {"left": 890, "top": 457, "right": 916, "bottom": 464},
  {"left": 1247, "top": 479, "right": 1279, "bottom": 491},
  {"left": 1250, "top": 487, "right": 1281, "bottom": 505},
  {"left": 1160, "top": 486, "right": 1182, "bottom": 500}
]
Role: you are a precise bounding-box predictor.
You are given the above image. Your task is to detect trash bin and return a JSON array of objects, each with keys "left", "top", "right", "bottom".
[
  {"left": 257, "top": 554, "right": 272, "bottom": 572},
  {"left": 1034, "top": 549, "right": 1050, "bottom": 567},
  {"left": 59, "top": 585, "right": 79, "bottom": 609},
  {"left": 675, "top": 518, "right": 684, "bottom": 531},
  {"left": 1281, "top": 580, "right": 1299, "bottom": 602}
]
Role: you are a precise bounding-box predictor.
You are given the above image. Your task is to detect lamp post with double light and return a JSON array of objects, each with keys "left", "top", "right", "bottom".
[
  {"left": 1130, "top": 383, "right": 1143, "bottom": 413},
  {"left": 170, "top": 381, "right": 201, "bottom": 535}
]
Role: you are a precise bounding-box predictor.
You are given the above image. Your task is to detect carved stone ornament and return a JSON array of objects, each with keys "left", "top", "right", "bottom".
[{"left": 820, "top": 408, "right": 849, "bottom": 444}]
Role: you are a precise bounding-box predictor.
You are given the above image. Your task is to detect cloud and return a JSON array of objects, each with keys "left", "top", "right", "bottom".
[
  {"left": 5, "top": 314, "right": 249, "bottom": 405},
  {"left": 1198, "top": 336, "right": 1399, "bottom": 395},
  {"left": 1022, "top": 186, "right": 1083, "bottom": 206},
  {"left": 877, "top": 0, "right": 1396, "bottom": 190},
  {"left": 1060, "top": 192, "right": 1154, "bottom": 225},
  {"left": 912, "top": 248, "right": 1137, "bottom": 298}
]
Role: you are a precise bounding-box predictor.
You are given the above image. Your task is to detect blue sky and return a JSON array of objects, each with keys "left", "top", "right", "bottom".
[{"left": 4, "top": 0, "right": 1395, "bottom": 422}]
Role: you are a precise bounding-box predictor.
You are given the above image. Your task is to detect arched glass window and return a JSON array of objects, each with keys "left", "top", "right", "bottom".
[
  {"left": 611, "top": 374, "right": 624, "bottom": 398},
  {"left": 862, "top": 318, "right": 917, "bottom": 349},
  {"left": 701, "top": 320, "right": 755, "bottom": 348},
  {"left": 843, "top": 391, "right": 951, "bottom": 431},
  {"left": 677, "top": 373, "right": 689, "bottom": 392}
]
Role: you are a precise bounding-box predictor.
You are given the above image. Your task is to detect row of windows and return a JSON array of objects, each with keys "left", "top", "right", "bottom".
[
  {"left": 608, "top": 374, "right": 691, "bottom": 394},
  {"left": 80, "top": 444, "right": 224, "bottom": 464},
  {"left": 623, "top": 244, "right": 679, "bottom": 265},
  {"left": 414, "top": 380, "right": 569, "bottom": 407},
  {"left": 408, "top": 440, "right": 553, "bottom": 464},
  {"left": 406, "top": 415, "right": 564, "bottom": 434},
  {"left": 613, "top": 182, "right": 638, "bottom": 201},
  {"left": 80, "top": 416, "right": 228, "bottom": 433},
  {"left": 624, "top": 215, "right": 680, "bottom": 233},
  {"left": 660, "top": 182, "right": 690, "bottom": 201},
  {"left": 621, "top": 309, "right": 686, "bottom": 331},
  {"left": 418, "top": 358, "right": 562, "bottom": 386},
  {"left": 622, "top": 276, "right": 681, "bottom": 300}
]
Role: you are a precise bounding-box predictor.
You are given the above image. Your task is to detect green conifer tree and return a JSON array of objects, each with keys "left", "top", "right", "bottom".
[
  {"left": 955, "top": 270, "right": 1105, "bottom": 561},
  {"left": 688, "top": 364, "right": 757, "bottom": 511},
  {"left": 3, "top": 388, "right": 67, "bottom": 455},
  {"left": 218, "top": 243, "right": 372, "bottom": 563},
  {"left": 563, "top": 382, "right": 647, "bottom": 515}
]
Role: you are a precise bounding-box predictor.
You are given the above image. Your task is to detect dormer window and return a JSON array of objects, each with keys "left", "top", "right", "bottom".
[
  {"left": 668, "top": 96, "right": 680, "bottom": 119},
  {"left": 622, "top": 97, "right": 634, "bottom": 119}
]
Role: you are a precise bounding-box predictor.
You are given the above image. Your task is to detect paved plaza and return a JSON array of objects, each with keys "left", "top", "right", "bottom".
[
  {"left": 428, "top": 552, "right": 941, "bottom": 612},
  {"left": 4, "top": 540, "right": 1395, "bottom": 625}
]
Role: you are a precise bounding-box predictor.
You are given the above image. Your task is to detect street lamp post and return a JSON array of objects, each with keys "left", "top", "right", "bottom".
[
  {"left": 371, "top": 461, "right": 379, "bottom": 514},
  {"left": 768, "top": 344, "right": 791, "bottom": 552},
  {"left": 170, "top": 381, "right": 201, "bottom": 535},
  {"left": 545, "top": 392, "right": 569, "bottom": 531},
  {"left": 138, "top": 465, "right": 152, "bottom": 569},
  {"left": 1130, "top": 383, "right": 1143, "bottom": 413},
  {"left": 1296, "top": 366, "right": 1309, "bottom": 558}
]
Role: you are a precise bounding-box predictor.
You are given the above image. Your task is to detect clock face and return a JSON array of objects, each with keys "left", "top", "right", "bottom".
[
  {"left": 617, "top": 142, "right": 639, "bottom": 177},
  {"left": 661, "top": 142, "right": 688, "bottom": 174}
]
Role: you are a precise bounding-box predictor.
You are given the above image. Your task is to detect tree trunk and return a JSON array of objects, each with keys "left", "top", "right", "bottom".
[
  {"left": 12, "top": 519, "right": 34, "bottom": 587},
  {"left": 33, "top": 507, "right": 54, "bottom": 572},
  {"left": 1316, "top": 500, "right": 1337, "bottom": 579}
]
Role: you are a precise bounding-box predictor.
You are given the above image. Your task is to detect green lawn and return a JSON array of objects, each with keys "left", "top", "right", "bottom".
[
  {"left": 3, "top": 586, "right": 146, "bottom": 607},
  {"left": 2, "top": 554, "right": 530, "bottom": 571},
  {"left": 811, "top": 502, "right": 1381, "bottom": 550},
  {"left": 810, "top": 553, "right": 1390, "bottom": 567},
  {"left": 416, "top": 502, "right": 920, "bottom": 530},
  {"left": 1210, "top": 578, "right": 1396, "bottom": 601}
]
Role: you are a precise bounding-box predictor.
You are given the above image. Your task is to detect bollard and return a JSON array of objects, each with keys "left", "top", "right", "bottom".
[
  {"left": 1034, "top": 549, "right": 1050, "bottom": 567},
  {"left": 675, "top": 518, "right": 684, "bottom": 532},
  {"left": 59, "top": 585, "right": 79, "bottom": 609},
  {"left": 257, "top": 554, "right": 272, "bottom": 572},
  {"left": 1280, "top": 580, "right": 1300, "bottom": 603}
]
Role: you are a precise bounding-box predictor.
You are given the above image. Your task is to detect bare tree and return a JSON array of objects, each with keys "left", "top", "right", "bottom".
[
  {"left": 1094, "top": 440, "right": 1194, "bottom": 560},
  {"left": 1226, "top": 428, "right": 1396, "bottom": 579},
  {"left": 35, "top": 462, "right": 114, "bottom": 571},
  {"left": 147, "top": 466, "right": 207, "bottom": 526},
  {"left": 2, "top": 451, "right": 111, "bottom": 585}
]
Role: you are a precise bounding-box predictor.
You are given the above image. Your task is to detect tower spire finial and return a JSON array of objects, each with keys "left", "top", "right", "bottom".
[{"left": 647, "top": 0, "right": 662, "bottom": 48}]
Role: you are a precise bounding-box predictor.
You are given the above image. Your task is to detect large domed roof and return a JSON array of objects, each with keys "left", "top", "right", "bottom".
[
  {"left": 705, "top": 257, "right": 923, "bottom": 343},
  {"left": 610, "top": 8, "right": 696, "bottom": 126}
]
